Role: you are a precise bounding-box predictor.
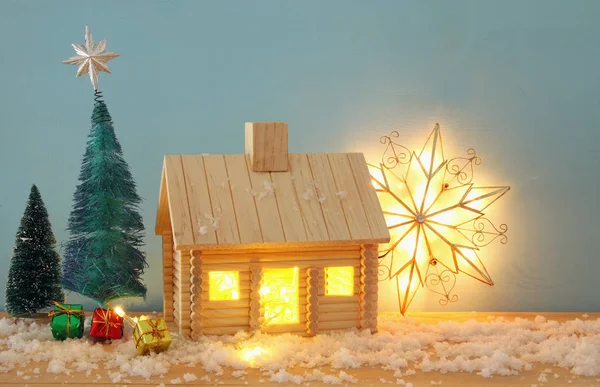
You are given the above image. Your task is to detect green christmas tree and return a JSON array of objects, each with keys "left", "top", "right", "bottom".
[
  {"left": 62, "top": 93, "right": 148, "bottom": 305},
  {"left": 5, "top": 185, "right": 64, "bottom": 316},
  {"left": 61, "top": 26, "right": 147, "bottom": 305}
]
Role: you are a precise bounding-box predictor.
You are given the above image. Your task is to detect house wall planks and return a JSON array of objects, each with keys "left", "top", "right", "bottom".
[
  {"left": 306, "top": 268, "right": 319, "bottom": 336},
  {"left": 202, "top": 155, "right": 241, "bottom": 245},
  {"left": 201, "top": 244, "right": 359, "bottom": 255},
  {"left": 318, "top": 311, "right": 360, "bottom": 322},
  {"left": 164, "top": 155, "right": 195, "bottom": 248},
  {"left": 244, "top": 155, "right": 286, "bottom": 243},
  {"left": 201, "top": 326, "right": 249, "bottom": 336},
  {"left": 201, "top": 248, "right": 360, "bottom": 263},
  {"left": 158, "top": 151, "right": 389, "bottom": 249},
  {"left": 288, "top": 154, "right": 330, "bottom": 241},
  {"left": 177, "top": 250, "right": 192, "bottom": 336},
  {"left": 269, "top": 169, "right": 309, "bottom": 243},
  {"left": 223, "top": 154, "right": 263, "bottom": 244},
  {"left": 263, "top": 323, "right": 307, "bottom": 334},
  {"left": 306, "top": 153, "right": 352, "bottom": 241},
  {"left": 359, "top": 244, "right": 378, "bottom": 333},
  {"left": 180, "top": 155, "right": 218, "bottom": 245},
  {"left": 202, "top": 308, "right": 250, "bottom": 319},
  {"left": 200, "top": 316, "right": 250, "bottom": 328},
  {"left": 201, "top": 299, "right": 251, "bottom": 310},
  {"left": 327, "top": 153, "right": 373, "bottom": 240},
  {"left": 201, "top": 259, "right": 360, "bottom": 271},
  {"left": 155, "top": 166, "right": 172, "bottom": 234},
  {"left": 172, "top": 249, "right": 181, "bottom": 330},
  {"left": 319, "top": 303, "right": 359, "bottom": 313},
  {"left": 320, "top": 295, "right": 359, "bottom": 304},
  {"left": 317, "top": 320, "right": 359, "bottom": 332},
  {"left": 347, "top": 153, "right": 390, "bottom": 241},
  {"left": 190, "top": 250, "right": 202, "bottom": 339},
  {"left": 162, "top": 233, "right": 174, "bottom": 322},
  {"left": 249, "top": 268, "right": 262, "bottom": 330}
]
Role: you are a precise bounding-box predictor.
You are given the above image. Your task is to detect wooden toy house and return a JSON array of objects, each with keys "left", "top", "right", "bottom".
[{"left": 155, "top": 122, "right": 390, "bottom": 338}]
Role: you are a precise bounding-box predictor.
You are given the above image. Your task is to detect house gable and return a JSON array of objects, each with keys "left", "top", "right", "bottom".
[{"left": 156, "top": 153, "right": 390, "bottom": 250}]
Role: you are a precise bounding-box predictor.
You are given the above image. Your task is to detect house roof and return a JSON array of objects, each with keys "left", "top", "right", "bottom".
[{"left": 156, "top": 153, "right": 390, "bottom": 250}]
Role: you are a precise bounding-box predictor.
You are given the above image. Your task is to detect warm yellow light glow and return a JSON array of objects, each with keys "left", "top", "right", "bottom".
[
  {"left": 372, "top": 124, "right": 510, "bottom": 314},
  {"left": 209, "top": 271, "right": 240, "bottom": 301},
  {"left": 260, "top": 268, "right": 299, "bottom": 325},
  {"left": 325, "top": 266, "right": 354, "bottom": 296},
  {"left": 241, "top": 346, "right": 267, "bottom": 367},
  {"left": 113, "top": 305, "right": 138, "bottom": 327},
  {"left": 369, "top": 165, "right": 385, "bottom": 190},
  {"left": 113, "top": 306, "right": 125, "bottom": 317}
]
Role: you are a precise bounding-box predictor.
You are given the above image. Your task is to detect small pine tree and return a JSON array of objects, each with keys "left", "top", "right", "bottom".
[
  {"left": 5, "top": 185, "right": 64, "bottom": 315},
  {"left": 62, "top": 93, "right": 147, "bottom": 305}
]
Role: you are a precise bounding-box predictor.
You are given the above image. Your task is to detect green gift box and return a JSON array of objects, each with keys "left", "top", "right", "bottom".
[{"left": 49, "top": 302, "right": 85, "bottom": 340}]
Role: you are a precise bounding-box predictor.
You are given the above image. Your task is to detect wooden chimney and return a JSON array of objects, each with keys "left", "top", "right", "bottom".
[{"left": 245, "top": 122, "right": 289, "bottom": 172}]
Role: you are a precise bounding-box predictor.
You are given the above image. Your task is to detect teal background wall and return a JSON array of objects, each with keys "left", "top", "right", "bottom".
[{"left": 1, "top": 0, "right": 599, "bottom": 312}]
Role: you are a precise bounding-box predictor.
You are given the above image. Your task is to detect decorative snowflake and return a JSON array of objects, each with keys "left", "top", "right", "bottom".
[{"left": 370, "top": 124, "right": 510, "bottom": 314}]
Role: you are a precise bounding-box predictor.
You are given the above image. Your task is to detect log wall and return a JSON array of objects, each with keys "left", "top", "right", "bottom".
[
  {"left": 187, "top": 246, "right": 364, "bottom": 336},
  {"left": 359, "top": 244, "right": 378, "bottom": 332},
  {"left": 172, "top": 249, "right": 191, "bottom": 336},
  {"left": 162, "top": 233, "right": 174, "bottom": 322}
]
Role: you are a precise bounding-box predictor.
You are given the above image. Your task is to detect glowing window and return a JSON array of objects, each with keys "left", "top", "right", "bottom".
[
  {"left": 259, "top": 268, "right": 299, "bottom": 325},
  {"left": 209, "top": 271, "right": 240, "bottom": 301},
  {"left": 325, "top": 266, "right": 354, "bottom": 296}
]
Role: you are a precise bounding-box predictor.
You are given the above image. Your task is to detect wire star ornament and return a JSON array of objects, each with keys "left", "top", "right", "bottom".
[
  {"left": 369, "top": 124, "right": 510, "bottom": 315},
  {"left": 63, "top": 25, "right": 119, "bottom": 91}
]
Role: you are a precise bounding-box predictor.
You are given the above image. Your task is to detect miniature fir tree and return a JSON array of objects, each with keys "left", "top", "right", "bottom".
[
  {"left": 5, "top": 185, "right": 64, "bottom": 316},
  {"left": 61, "top": 26, "right": 147, "bottom": 305},
  {"left": 62, "top": 95, "right": 148, "bottom": 305}
]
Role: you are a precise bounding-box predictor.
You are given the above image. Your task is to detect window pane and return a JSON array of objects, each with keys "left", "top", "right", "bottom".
[
  {"left": 209, "top": 271, "right": 240, "bottom": 300},
  {"left": 325, "top": 266, "right": 354, "bottom": 296},
  {"left": 260, "top": 268, "right": 299, "bottom": 325}
]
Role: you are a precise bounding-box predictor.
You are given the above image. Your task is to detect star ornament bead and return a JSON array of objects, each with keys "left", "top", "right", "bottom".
[
  {"left": 370, "top": 124, "right": 510, "bottom": 315},
  {"left": 63, "top": 25, "right": 119, "bottom": 91}
]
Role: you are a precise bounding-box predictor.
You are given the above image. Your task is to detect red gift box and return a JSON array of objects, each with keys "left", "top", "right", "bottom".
[{"left": 90, "top": 307, "right": 124, "bottom": 340}]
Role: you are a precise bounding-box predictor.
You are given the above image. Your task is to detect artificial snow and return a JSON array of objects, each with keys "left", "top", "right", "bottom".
[
  {"left": 263, "top": 181, "right": 276, "bottom": 195},
  {"left": 302, "top": 189, "right": 313, "bottom": 201},
  {"left": 253, "top": 181, "right": 276, "bottom": 201},
  {"left": 204, "top": 212, "right": 221, "bottom": 229},
  {"left": 182, "top": 372, "right": 197, "bottom": 382},
  {"left": 2, "top": 314, "right": 600, "bottom": 383},
  {"left": 245, "top": 187, "right": 258, "bottom": 197}
]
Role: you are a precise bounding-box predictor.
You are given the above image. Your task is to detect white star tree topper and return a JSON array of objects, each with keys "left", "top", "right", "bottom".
[{"left": 63, "top": 25, "right": 119, "bottom": 91}]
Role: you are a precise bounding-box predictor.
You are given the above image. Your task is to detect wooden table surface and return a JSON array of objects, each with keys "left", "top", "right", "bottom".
[{"left": 1, "top": 312, "right": 599, "bottom": 387}]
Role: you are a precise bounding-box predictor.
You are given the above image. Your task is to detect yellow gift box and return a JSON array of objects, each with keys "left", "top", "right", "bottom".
[{"left": 132, "top": 317, "right": 172, "bottom": 355}]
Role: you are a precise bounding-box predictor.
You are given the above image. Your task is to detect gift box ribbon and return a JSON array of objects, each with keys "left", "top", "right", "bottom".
[
  {"left": 48, "top": 301, "right": 84, "bottom": 337},
  {"left": 135, "top": 319, "right": 167, "bottom": 350},
  {"left": 92, "top": 306, "right": 122, "bottom": 339}
]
